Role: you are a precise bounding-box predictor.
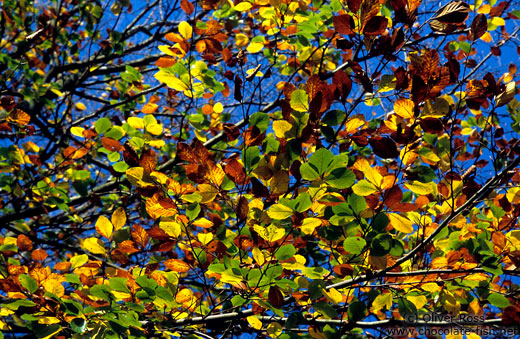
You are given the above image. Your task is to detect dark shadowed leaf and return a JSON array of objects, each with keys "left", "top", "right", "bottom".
[
  {"left": 369, "top": 136, "right": 399, "bottom": 158},
  {"left": 333, "top": 14, "right": 355, "bottom": 35},
  {"left": 470, "top": 13, "right": 487, "bottom": 41}
]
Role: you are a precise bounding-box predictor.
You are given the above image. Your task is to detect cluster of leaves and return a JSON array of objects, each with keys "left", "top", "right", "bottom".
[{"left": 1, "top": 0, "right": 520, "bottom": 338}]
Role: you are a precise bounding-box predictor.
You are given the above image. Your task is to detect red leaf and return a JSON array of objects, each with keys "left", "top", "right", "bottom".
[
  {"left": 224, "top": 158, "right": 247, "bottom": 185},
  {"left": 268, "top": 286, "right": 284, "bottom": 308},
  {"left": 236, "top": 196, "right": 249, "bottom": 221},
  {"left": 333, "top": 14, "right": 355, "bottom": 35},
  {"left": 420, "top": 118, "right": 444, "bottom": 135},
  {"left": 347, "top": 0, "right": 362, "bottom": 12},
  {"left": 333, "top": 70, "right": 352, "bottom": 104},
  {"left": 363, "top": 16, "right": 388, "bottom": 36}
]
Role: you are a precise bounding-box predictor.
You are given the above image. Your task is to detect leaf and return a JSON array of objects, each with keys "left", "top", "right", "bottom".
[
  {"left": 42, "top": 279, "right": 65, "bottom": 297},
  {"left": 405, "top": 180, "right": 436, "bottom": 195},
  {"left": 70, "top": 318, "right": 87, "bottom": 334},
  {"left": 333, "top": 14, "right": 355, "bottom": 35},
  {"left": 247, "top": 316, "right": 263, "bottom": 330},
  {"left": 372, "top": 292, "right": 392, "bottom": 312},
  {"left": 488, "top": 293, "right": 510, "bottom": 308},
  {"left": 343, "top": 237, "right": 366, "bottom": 255},
  {"left": 70, "top": 126, "right": 85, "bottom": 137},
  {"left": 352, "top": 180, "right": 378, "bottom": 196},
  {"left": 470, "top": 13, "right": 488, "bottom": 40},
  {"left": 180, "top": 0, "right": 194, "bottom": 14},
  {"left": 131, "top": 224, "right": 150, "bottom": 248},
  {"left": 268, "top": 286, "right": 284, "bottom": 308},
  {"left": 363, "top": 16, "right": 388, "bottom": 35},
  {"left": 496, "top": 81, "right": 516, "bottom": 107},
  {"left": 394, "top": 98, "right": 415, "bottom": 119},
  {"left": 96, "top": 215, "right": 114, "bottom": 239},
  {"left": 19, "top": 274, "right": 38, "bottom": 293},
  {"left": 254, "top": 224, "right": 286, "bottom": 242},
  {"left": 70, "top": 254, "right": 88, "bottom": 270},
  {"left": 290, "top": 89, "right": 309, "bottom": 112},
  {"left": 94, "top": 117, "right": 111, "bottom": 134},
  {"left": 369, "top": 137, "right": 399, "bottom": 158},
  {"left": 83, "top": 237, "right": 106, "bottom": 255},
  {"left": 432, "top": 1, "right": 470, "bottom": 24},
  {"left": 178, "top": 21, "right": 192, "bottom": 39},
  {"left": 323, "top": 287, "right": 343, "bottom": 305},
  {"left": 111, "top": 207, "right": 126, "bottom": 231},
  {"left": 326, "top": 168, "right": 356, "bottom": 189},
  {"left": 267, "top": 204, "right": 293, "bottom": 220},
  {"left": 234, "top": 2, "right": 252, "bottom": 11},
  {"left": 273, "top": 120, "right": 293, "bottom": 139},
  {"left": 164, "top": 258, "right": 191, "bottom": 272},
  {"left": 301, "top": 218, "right": 322, "bottom": 235},
  {"left": 388, "top": 213, "right": 414, "bottom": 233}
]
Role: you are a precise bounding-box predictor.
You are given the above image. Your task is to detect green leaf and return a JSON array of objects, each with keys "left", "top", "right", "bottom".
[
  {"left": 347, "top": 300, "right": 366, "bottom": 323},
  {"left": 243, "top": 146, "right": 260, "bottom": 170},
  {"left": 325, "top": 168, "right": 355, "bottom": 189},
  {"left": 290, "top": 89, "right": 309, "bottom": 112},
  {"left": 109, "top": 277, "right": 130, "bottom": 293},
  {"left": 488, "top": 293, "right": 510, "bottom": 308},
  {"left": 370, "top": 233, "right": 392, "bottom": 256},
  {"left": 95, "top": 117, "right": 112, "bottom": 134},
  {"left": 308, "top": 148, "right": 334, "bottom": 176},
  {"left": 90, "top": 284, "right": 113, "bottom": 301},
  {"left": 113, "top": 161, "right": 129, "bottom": 172},
  {"left": 313, "top": 301, "right": 337, "bottom": 319},
  {"left": 343, "top": 237, "right": 366, "bottom": 255},
  {"left": 71, "top": 318, "right": 87, "bottom": 333},
  {"left": 2, "top": 299, "right": 36, "bottom": 310},
  {"left": 275, "top": 244, "right": 296, "bottom": 261},
  {"left": 299, "top": 163, "right": 320, "bottom": 181},
  {"left": 19, "top": 274, "right": 37, "bottom": 293},
  {"left": 348, "top": 194, "right": 366, "bottom": 214}
]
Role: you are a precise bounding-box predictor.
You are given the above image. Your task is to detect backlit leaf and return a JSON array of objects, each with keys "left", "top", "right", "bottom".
[
  {"left": 388, "top": 213, "right": 414, "bottom": 233},
  {"left": 83, "top": 237, "right": 106, "bottom": 254},
  {"left": 164, "top": 259, "right": 191, "bottom": 272},
  {"left": 95, "top": 215, "right": 113, "bottom": 239}
]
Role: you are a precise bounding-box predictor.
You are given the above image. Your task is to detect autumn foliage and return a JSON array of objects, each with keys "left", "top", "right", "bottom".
[{"left": 1, "top": 0, "right": 520, "bottom": 338}]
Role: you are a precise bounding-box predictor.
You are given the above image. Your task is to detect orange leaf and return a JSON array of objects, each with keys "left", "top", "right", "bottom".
[
  {"left": 101, "top": 137, "right": 123, "bottom": 152},
  {"left": 32, "top": 249, "right": 48, "bottom": 261},
  {"left": 131, "top": 225, "right": 150, "bottom": 248},
  {"left": 155, "top": 57, "right": 177, "bottom": 68},
  {"left": 17, "top": 234, "right": 33, "bottom": 251},
  {"left": 180, "top": 0, "right": 194, "bottom": 14},
  {"left": 8, "top": 109, "right": 30, "bottom": 126},
  {"left": 164, "top": 258, "right": 191, "bottom": 272},
  {"left": 146, "top": 192, "right": 178, "bottom": 220},
  {"left": 142, "top": 103, "right": 159, "bottom": 114},
  {"left": 139, "top": 148, "right": 157, "bottom": 173},
  {"left": 118, "top": 240, "right": 139, "bottom": 254}
]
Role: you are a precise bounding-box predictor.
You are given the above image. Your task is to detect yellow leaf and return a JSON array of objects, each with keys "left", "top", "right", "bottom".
[
  {"left": 146, "top": 123, "right": 163, "bottom": 135},
  {"left": 127, "top": 117, "right": 144, "bottom": 129},
  {"left": 178, "top": 21, "right": 192, "bottom": 39},
  {"left": 235, "top": 33, "right": 249, "bottom": 47},
  {"left": 252, "top": 247, "right": 265, "bottom": 265},
  {"left": 345, "top": 117, "right": 364, "bottom": 134},
  {"left": 70, "top": 254, "right": 88, "bottom": 270},
  {"left": 406, "top": 293, "right": 427, "bottom": 310},
  {"left": 96, "top": 215, "right": 113, "bottom": 239},
  {"left": 70, "top": 126, "right": 85, "bottom": 137},
  {"left": 197, "top": 184, "right": 218, "bottom": 203},
  {"left": 23, "top": 141, "right": 40, "bottom": 153},
  {"left": 154, "top": 71, "right": 190, "bottom": 91},
  {"left": 247, "top": 315, "right": 263, "bottom": 330},
  {"left": 353, "top": 158, "right": 383, "bottom": 187},
  {"left": 273, "top": 120, "right": 293, "bottom": 139},
  {"left": 480, "top": 31, "right": 492, "bottom": 42},
  {"left": 465, "top": 273, "right": 489, "bottom": 281},
  {"left": 234, "top": 2, "right": 253, "bottom": 11},
  {"left": 160, "top": 221, "right": 182, "bottom": 237},
  {"left": 247, "top": 42, "right": 264, "bottom": 53},
  {"left": 197, "top": 233, "right": 213, "bottom": 245},
  {"left": 400, "top": 145, "right": 419, "bottom": 165},
  {"left": 42, "top": 279, "right": 65, "bottom": 297},
  {"left": 164, "top": 258, "right": 191, "bottom": 272},
  {"left": 267, "top": 204, "right": 293, "bottom": 219},
  {"left": 352, "top": 180, "right": 378, "bottom": 196},
  {"left": 372, "top": 292, "right": 393, "bottom": 312},
  {"left": 254, "top": 224, "right": 285, "bottom": 242},
  {"left": 267, "top": 322, "right": 283, "bottom": 338},
  {"left": 176, "top": 288, "right": 193, "bottom": 303},
  {"left": 301, "top": 218, "right": 322, "bottom": 235},
  {"left": 111, "top": 207, "right": 126, "bottom": 231},
  {"left": 388, "top": 213, "right": 414, "bottom": 233},
  {"left": 75, "top": 102, "right": 86, "bottom": 111},
  {"left": 490, "top": 16, "right": 505, "bottom": 26},
  {"left": 158, "top": 45, "right": 177, "bottom": 56},
  {"left": 83, "top": 237, "right": 106, "bottom": 255},
  {"left": 213, "top": 102, "right": 223, "bottom": 113},
  {"left": 394, "top": 98, "right": 415, "bottom": 119},
  {"left": 192, "top": 218, "right": 214, "bottom": 228},
  {"left": 207, "top": 165, "right": 225, "bottom": 186},
  {"left": 405, "top": 181, "right": 436, "bottom": 196},
  {"left": 477, "top": 4, "right": 490, "bottom": 13},
  {"left": 323, "top": 287, "right": 343, "bottom": 305},
  {"left": 149, "top": 139, "right": 165, "bottom": 148},
  {"left": 111, "top": 290, "right": 132, "bottom": 300}
]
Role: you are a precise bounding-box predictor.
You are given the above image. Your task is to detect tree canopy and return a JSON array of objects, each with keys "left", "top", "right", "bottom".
[{"left": 1, "top": 0, "right": 520, "bottom": 338}]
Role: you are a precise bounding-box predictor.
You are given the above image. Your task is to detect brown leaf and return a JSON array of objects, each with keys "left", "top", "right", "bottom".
[
  {"left": 332, "top": 70, "right": 352, "bottom": 104},
  {"left": 347, "top": 0, "right": 362, "bottom": 12},
  {"left": 31, "top": 249, "right": 48, "bottom": 261},
  {"left": 236, "top": 196, "right": 249, "bottom": 221},
  {"left": 131, "top": 225, "right": 150, "bottom": 248},
  {"left": 363, "top": 16, "right": 388, "bottom": 36},
  {"left": 333, "top": 14, "right": 355, "bottom": 35},
  {"left": 118, "top": 240, "right": 139, "bottom": 254},
  {"left": 101, "top": 137, "right": 122, "bottom": 152},
  {"left": 394, "top": 66, "right": 408, "bottom": 91},
  {"left": 139, "top": 148, "right": 157, "bottom": 173},
  {"left": 268, "top": 286, "right": 284, "bottom": 308},
  {"left": 369, "top": 136, "right": 399, "bottom": 158},
  {"left": 470, "top": 13, "right": 487, "bottom": 41},
  {"left": 223, "top": 123, "right": 240, "bottom": 141},
  {"left": 333, "top": 263, "right": 354, "bottom": 278},
  {"left": 251, "top": 177, "right": 269, "bottom": 198},
  {"left": 224, "top": 158, "right": 247, "bottom": 185},
  {"left": 180, "top": 0, "right": 194, "bottom": 14},
  {"left": 420, "top": 118, "right": 444, "bottom": 134},
  {"left": 233, "top": 235, "right": 253, "bottom": 250},
  {"left": 432, "top": 1, "right": 470, "bottom": 24},
  {"left": 123, "top": 141, "right": 140, "bottom": 167}
]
